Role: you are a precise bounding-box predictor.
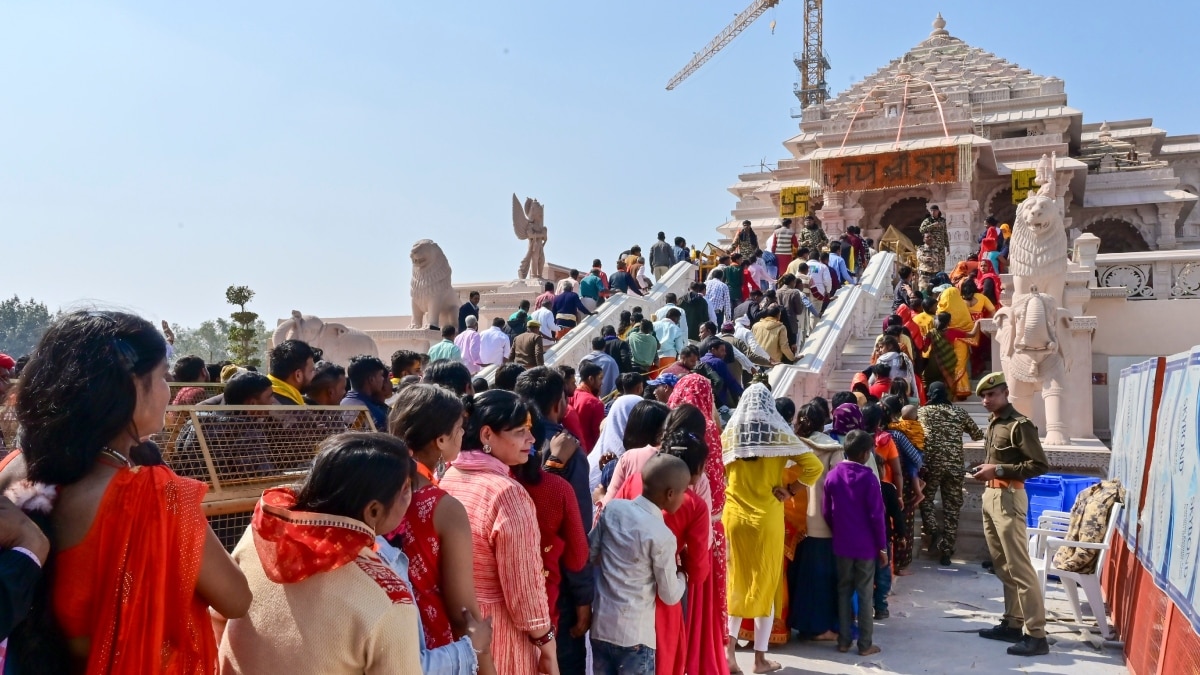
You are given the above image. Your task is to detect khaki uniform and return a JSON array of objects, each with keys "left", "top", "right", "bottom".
[{"left": 981, "top": 403, "right": 1050, "bottom": 638}]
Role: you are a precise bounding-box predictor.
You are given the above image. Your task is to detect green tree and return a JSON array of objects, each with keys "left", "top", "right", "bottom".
[
  {"left": 225, "top": 286, "right": 261, "bottom": 367},
  {"left": 171, "top": 319, "right": 232, "bottom": 363},
  {"left": 0, "top": 296, "right": 54, "bottom": 356}
]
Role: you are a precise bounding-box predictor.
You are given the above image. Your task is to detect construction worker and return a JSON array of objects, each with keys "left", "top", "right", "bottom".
[{"left": 970, "top": 372, "right": 1051, "bottom": 657}]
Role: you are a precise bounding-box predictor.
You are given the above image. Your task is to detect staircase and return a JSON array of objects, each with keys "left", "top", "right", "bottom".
[
  {"left": 829, "top": 307, "right": 991, "bottom": 432},
  {"left": 476, "top": 261, "right": 696, "bottom": 384}
]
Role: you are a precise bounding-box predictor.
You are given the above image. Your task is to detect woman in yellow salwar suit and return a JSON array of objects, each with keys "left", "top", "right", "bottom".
[
  {"left": 935, "top": 286, "right": 981, "bottom": 399},
  {"left": 722, "top": 384, "right": 824, "bottom": 674}
]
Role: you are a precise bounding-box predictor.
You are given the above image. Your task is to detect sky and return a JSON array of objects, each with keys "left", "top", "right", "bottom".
[{"left": 3, "top": 1, "right": 1197, "bottom": 329}]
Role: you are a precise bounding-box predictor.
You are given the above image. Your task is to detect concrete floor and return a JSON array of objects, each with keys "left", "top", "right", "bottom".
[{"left": 731, "top": 558, "right": 1129, "bottom": 675}]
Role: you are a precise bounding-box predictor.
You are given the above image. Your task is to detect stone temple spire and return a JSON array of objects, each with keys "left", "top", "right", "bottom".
[{"left": 931, "top": 12, "right": 949, "bottom": 37}]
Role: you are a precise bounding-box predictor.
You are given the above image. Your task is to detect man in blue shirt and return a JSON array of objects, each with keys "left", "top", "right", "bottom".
[
  {"left": 827, "top": 247, "right": 854, "bottom": 288},
  {"left": 607, "top": 260, "right": 644, "bottom": 296},
  {"left": 426, "top": 325, "right": 463, "bottom": 363},
  {"left": 579, "top": 336, "right": 620, "bottom": 397},
  {"left": 340, "top": 355, "right": 390, "bottom": 431},
  {"left": 673, "top": 236, "right": 690, "bottom": 264},
  {"left": 698, "top": 338, "right": 744, "bottom": 407},
  {"left": 579, "top": 268, "right": 606, "bottom": 308}
]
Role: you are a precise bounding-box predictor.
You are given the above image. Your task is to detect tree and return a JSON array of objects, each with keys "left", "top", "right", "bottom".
[
  {"left": 171, "top": 319, "right": 232, "bottom": 363},
  {"left": 0, "top": 296, "right": 54, "bottom": 356},
  {"left": 225, "top": 286, "right": 261, "bottom": 367}
]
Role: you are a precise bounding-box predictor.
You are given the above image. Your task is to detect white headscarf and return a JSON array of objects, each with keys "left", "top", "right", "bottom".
[
  {"left": 590, "top": 395, "right": 643, "bottom": 491},
  {"left": 720, "top": 383, "right": 815, "bottom": 465}
]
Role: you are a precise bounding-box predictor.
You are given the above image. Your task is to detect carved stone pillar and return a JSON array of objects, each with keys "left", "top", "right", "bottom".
[
  {"left": 944, "top": 182, "right": 979, "bottom": 268},
  {"left": 818, "top": 191, "right": 847, "bottom": 240},
  {"left": 1065, "top": 317, "right": 1098, "bottom": 440},
  {"left": 1072, "top": 232, "right": 1101, "bottom": 270},
  {"left": 842, "top": 191, "right": 864, "bottom": 234},
  {"left": 1157, "top": 203, "right": 1183, "bottom": 250}
]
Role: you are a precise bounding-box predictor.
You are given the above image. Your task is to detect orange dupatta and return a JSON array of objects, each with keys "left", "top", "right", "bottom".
[{"left": 69, "top": 466, "right": 214, "bottom": 674}]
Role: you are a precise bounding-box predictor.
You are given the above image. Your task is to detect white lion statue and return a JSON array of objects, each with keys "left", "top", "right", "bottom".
[
  {"left": 272, "top": 311, "right": 379, "bottom": 367},
  {"left": 1008, "top": 153, "right": 1069, "bottom": 303},
  {"left": 410, "top": 239, "right": 458, "bottom": 329}
]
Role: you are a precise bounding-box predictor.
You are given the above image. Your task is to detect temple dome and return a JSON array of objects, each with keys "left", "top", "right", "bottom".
[{"left": 820, "top": 14, "right": 1065, "bottom": 121}]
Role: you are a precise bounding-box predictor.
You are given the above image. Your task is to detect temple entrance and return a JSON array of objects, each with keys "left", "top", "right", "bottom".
[
  {"left": 880, "top": 196, "right": 930, "bottom": 244},
  {"left": 1084, "top": 218, "right": 1150, "bottom": 253},
  {"left": 988, "top": 188, "right": 1017, "bottom": 229}
]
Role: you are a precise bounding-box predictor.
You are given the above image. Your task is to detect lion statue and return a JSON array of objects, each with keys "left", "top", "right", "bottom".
[
  {"left": 1009, "top": 153, "right": 1069, "bottom": 303},
  {"left": 410, "top": 239, "right": 458, "bottom": 329},
  {"left": 272, "top": 311, "right": 379, "bottom": 367}
]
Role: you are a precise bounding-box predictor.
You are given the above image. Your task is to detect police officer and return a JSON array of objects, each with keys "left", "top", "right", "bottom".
[{"left": 970, "top": 372, "right": 1051, "bottom": 657}]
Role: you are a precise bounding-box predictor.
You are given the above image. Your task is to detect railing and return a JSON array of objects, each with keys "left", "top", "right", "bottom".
[
  {"left": 1093, "top": 249, "right": 1200, "bottom": 300},
  {"left": 477, "top": 260, "right": 697, "bottom": 383},
  {"left": 157, "top": 404, "right": 376, "bottom": 551},
  {"left": 0, "top": 403, "right": 375, "bottom": 552},
  {"left": 768, "top": 251, "right": 896, "bottom": 402}
]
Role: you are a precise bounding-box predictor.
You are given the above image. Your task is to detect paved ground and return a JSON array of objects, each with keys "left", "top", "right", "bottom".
[{"left": 731, "top": 557, "right": 1128, "bottom": 675}]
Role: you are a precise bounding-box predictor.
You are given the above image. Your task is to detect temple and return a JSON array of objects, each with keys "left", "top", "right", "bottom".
[{"left": 718, "top": 13, "right": 1199, "bottom": 257}]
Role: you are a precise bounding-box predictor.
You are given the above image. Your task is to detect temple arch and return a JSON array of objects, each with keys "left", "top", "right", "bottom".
[
  {"left": 1082, "top": 217, "right": 1151, "bottom": 253},
  {"left": 986, "top": 186, "right": 1017, "bottom": 230},
  {"left": 876, "top": 192, "right": 933, "bottom": 245}
]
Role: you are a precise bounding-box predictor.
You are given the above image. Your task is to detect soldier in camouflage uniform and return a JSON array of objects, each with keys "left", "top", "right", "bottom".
[
  {"left": 796, "top": 215, "right": 829, "bottom": 254},
  {"left": 917, "top": 381, "right": 983, "bottom": 565},
  {"left": 919, "top": 204, "right": 949, "bottom": 271}
]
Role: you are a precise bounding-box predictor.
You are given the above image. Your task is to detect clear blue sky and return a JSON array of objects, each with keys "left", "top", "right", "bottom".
[{"left": 3, "top": 1, "right": 1196, "bottom": 328}]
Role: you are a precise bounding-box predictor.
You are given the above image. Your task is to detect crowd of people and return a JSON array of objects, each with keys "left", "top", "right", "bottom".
[{"left": 0, "top": 214, "right": 1058, "bottom": 674}]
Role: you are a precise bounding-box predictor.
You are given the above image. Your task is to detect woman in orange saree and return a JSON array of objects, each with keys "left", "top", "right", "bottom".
[{"left": 9, "top": 311, "right": 249, "bottom": 674}]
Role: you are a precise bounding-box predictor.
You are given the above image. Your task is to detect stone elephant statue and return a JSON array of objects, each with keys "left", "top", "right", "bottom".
[
  {"left": 272, "top": 310, "right": 379, "bottom": 367},
  {"left": 994, "top": 290, "right": 1074, "bottom": 445}
]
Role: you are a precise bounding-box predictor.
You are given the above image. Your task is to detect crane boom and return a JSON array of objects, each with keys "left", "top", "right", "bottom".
[{"left": 666, "top": 0, "right": 781, "bottom": 91}]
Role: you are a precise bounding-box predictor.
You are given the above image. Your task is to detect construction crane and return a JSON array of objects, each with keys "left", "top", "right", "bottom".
[
  {"left": 665, "top": 0, "right": 830, "bottom": 110},
  {"left": 665, "top": 0, "right": 780, "bottom": 91},
  {"left": 794, "top": 0, "right": 830, "bottom": 108}
]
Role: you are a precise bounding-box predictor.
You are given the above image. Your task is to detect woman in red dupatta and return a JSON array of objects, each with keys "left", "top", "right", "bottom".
[
  {"left": 974, "top": 259, "right": 1003, "bottom": 309},
  {"left": 9, "top": 310, "right": 249, "bottom": 674},
  {"left": 668, "top": 375, "right": 731, "bottom": 675}
]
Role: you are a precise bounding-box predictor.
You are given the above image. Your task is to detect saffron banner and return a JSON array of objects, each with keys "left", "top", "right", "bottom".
[
  {"left": 1012, "top": 169, "right": 1037, "bottom": 204},
  {"left": 819, "top": 146, "right": 960, "bottom": 193},
  {"left": 779, "top": 186, "right": 810, "bottom": 218}
]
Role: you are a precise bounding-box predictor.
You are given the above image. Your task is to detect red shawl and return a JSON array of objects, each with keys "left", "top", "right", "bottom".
[
  {"left": 975, "top": 260, "right": 1003, "bottom": 308},
  {"left": 252, "top": 487, "right": 376, "bottom": 585}
]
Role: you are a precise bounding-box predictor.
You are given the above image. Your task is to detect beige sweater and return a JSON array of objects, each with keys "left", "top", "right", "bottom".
[{"left": 215, "top": 529, "right": 423, "bottom": 675}]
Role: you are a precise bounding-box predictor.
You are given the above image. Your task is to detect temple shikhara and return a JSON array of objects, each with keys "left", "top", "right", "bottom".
[{"left": 719, "top": 14, "right": 1200, "bottom": 258}]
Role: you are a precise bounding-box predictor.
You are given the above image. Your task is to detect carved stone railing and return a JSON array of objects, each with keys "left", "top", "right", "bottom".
[
  {"left": 1093, "top": 249, "right": 1200, "bottom": 300},
  {"left": 477, "top": 261, "right": 697, "bottom": 383},
  {"left": 989, "top": 133, "right": 1064, "bottom": 151},
  {"left": 768, "top": 251, "right": 896, "bottom": 402}
]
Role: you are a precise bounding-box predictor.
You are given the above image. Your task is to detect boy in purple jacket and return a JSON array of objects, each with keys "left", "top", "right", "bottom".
[{"left": 823, "top": 429, "right": 887, "bottom": 656}]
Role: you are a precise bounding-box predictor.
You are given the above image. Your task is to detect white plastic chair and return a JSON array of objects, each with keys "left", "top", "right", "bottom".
[
  {"left": 1026, "top": 510, "right": 1071, "bottom": 560},
  {"left": 1032, "top": 503, "right": 1123, "bottom": 639}
]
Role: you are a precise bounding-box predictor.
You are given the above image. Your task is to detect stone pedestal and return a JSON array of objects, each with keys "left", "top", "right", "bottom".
[
  {"left": 363, "top": 328, "right": 443, "bottom": 362},
  {"left": 476, "top": 279, "right": 551, "bottom": 318}
]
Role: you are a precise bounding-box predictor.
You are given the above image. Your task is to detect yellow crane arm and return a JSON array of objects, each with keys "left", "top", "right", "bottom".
[{"left": 665, "top": 0, "right": 781, "bottom": 91}]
